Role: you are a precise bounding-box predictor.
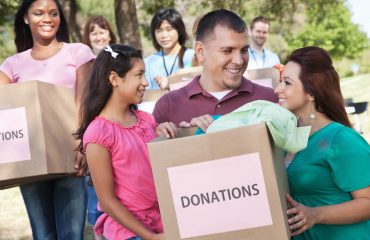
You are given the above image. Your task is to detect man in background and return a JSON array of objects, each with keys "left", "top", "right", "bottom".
[{"left": 247, "top": 16, "right": 280, "bottom": 70}]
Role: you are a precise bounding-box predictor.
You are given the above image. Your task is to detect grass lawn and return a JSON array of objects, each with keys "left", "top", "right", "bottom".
[
  {"left": 0, "top": 74, "right": 368, "bottom": 239},
  {"left": 340, "top": 73, "right": 370, "bottom": 141}
]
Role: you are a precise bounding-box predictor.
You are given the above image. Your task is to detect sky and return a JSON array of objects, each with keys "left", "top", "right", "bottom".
[{"left": 346, "top": 0, "right": 370, "bottom": 37}]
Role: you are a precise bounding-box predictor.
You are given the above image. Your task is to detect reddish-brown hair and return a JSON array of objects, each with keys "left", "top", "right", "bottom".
[
  {"left": 83, "top": 15, "right": 117, "bottom": 49},
  {"left": 288, "top": 46, "right": 351, "bottom": 127}
]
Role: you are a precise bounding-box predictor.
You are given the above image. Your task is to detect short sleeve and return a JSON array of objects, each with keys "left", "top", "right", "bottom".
[
  {"left": 329, "top": 128, "right": 370, "bottom": 192},
  {"left": 83, "top": 119, "right": 113, "bottom": 153},
  {"left": 136, "top": 110, "right": 157, "bottom": 128},
  {"left": 69, "top": 43, "right": 95, "bottom": 68},
  {"left": 153, "top": 94, "right": 171, "bottom": 124},
  {"left": 0, "top": 56, "right": 15, "bottom": 82}
]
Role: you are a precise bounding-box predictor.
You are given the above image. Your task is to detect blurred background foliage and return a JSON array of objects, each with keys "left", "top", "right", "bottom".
[{"left": 0, "top": 0, "right": 369, "bottom": 77}]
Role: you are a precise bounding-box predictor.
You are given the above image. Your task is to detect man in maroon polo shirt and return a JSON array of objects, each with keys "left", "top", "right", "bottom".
[{"left": 153, "top": 9, "right": 278, "bottom": 131}]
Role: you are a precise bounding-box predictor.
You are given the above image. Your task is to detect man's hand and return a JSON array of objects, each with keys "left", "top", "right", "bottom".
[{"left": 179, "top": 114, "right": 214, "bottom": 133}]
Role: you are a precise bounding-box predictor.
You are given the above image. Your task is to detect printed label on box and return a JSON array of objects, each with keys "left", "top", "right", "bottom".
[
  {"left": 167, "top": 153, "right": 272, "bottom": 238},
  {"left": 0, "top": 107, "right": 31, "bottom": 164}
]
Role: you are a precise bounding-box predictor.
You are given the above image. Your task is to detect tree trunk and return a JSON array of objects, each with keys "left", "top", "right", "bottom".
[
  {"left": 61, "top": 0, "right": 82, "bottom": 42},
  {"left": 114, "top": 0, "right": 142, "bottom": 49}
]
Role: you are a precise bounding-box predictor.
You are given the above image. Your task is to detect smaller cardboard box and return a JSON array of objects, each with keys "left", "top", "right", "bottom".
[
  {"left": 0, "top": 81, "right": 77, "bottom": 189},
  {"left": 168, "top": 66, "right": 203, "bottom": 91},
  {"left": 167, "top": 66, "right": 280, "bottom": 91},
  {"left": 138, "top": 89, "right": 168, "bottom": 114},
  {"left": 246, "top": 67, "right": 280, "bottom": 89},
  {"left": 148, "top": 123, "right": 290, "bottom": 240}
]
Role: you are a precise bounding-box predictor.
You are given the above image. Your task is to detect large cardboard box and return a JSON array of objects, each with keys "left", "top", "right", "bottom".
[
  {"left": 168, "top": 66, "right": 281, "bottom": 91},
  {"left": 0, "top": 81, "right": 77, "bottom": 189},
  {"left": 148, "top": 123, "right": 290, "bottom": 239}
]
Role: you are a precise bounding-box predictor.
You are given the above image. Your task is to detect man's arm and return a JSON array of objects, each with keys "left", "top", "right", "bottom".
[{"left": 153, "top": 94, "right": 171, "bottom": 124}]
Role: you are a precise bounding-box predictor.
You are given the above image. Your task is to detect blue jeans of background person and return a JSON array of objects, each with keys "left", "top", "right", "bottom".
[
  {"left": 85, "top": 176, "right": 103, "bottom": 225},
  {"left": 127, "top": 237, "right": 143, "bottom": 240},
  {"left": 20, "top": 176, "right": 86, "bottom": 240}
]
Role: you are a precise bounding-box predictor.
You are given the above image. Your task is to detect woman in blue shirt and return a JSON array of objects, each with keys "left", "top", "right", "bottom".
[{"left": 144, "top": 8, "right": 194, "bottom": 90}]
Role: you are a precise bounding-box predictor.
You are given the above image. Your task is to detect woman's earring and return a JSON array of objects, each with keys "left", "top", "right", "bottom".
[{"left": 309, "top": 103, "right": 316, "bottom": 120}]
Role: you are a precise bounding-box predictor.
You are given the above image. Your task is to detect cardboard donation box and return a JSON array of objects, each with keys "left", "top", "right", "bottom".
[
  {"left": 0, "top": 81, "right": 77, "bottom": 189},
  {"left": 138, "top": 89, "right": 168, "bottom": 114},
  {"left": 246, "top": 67, "right": 280, "bottom": 89},
  {"left": 148, "top": 123, "right": 290, "bottom": 240},
  {"left": 168, "top": 66, "right": 203, "bottom": 91}
]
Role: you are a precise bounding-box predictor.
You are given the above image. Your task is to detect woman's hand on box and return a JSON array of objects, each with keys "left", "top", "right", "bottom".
[
  {"left": 156, "top": 122, "right": 177, "bottom": 139},
  {"left": 286, "top": 193, "right": 319, "bottom": 236},
  {"left": 154, "top": 75, "right": 169, "bottom": 90}
]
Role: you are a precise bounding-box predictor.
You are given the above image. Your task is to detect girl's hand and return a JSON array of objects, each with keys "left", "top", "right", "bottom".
[
  {"left": 286, "top": 193, "right": 320, "bottom": 236},
  {"left": 156, "top": 122, "right": 177, "bottom": 138},
  {"left": 154, "top": 75, "right": 169, "bottom": 90},
  {"left": 150, "top": 233, "right": 165, "bottom": 240}
]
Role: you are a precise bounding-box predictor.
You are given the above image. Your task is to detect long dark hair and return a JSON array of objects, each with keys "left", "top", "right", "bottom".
[
  {"left": 150, "top": 8, "right": 188, "bottom": 68},
  {"left": 288, "top": 46, "right": 351, "bottom": 127},
  {"left": 74, "top": 44, "right": 142, "bottom": 154},
  {"left": 14, "top": 0, "right": 69, "bottom": 53},
  {"left": 82, "top": 15, "right": 117, "bottom": 49}
]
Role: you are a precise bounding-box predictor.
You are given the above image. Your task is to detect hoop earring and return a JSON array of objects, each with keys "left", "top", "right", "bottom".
[{"left": 309, "top": 102, "right": 316, "bottom": 120}]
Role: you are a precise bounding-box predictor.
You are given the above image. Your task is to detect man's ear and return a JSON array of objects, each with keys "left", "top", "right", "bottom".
[
  {"left": 108, "top": 71, "right": 119, "bottom": 87},
  {"left": 195, "top": 41, "right": 205, "bottom": 64}
]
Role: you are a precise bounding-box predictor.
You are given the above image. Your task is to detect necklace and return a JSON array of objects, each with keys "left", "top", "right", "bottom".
[
  {"left": 249, "top": 48, "right": 265, "bottom": 68},
  {"left": 161, "top": 50, "right": 179, "bottom": 76}
]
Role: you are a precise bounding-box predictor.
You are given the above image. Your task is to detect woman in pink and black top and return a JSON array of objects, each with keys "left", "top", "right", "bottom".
[
  {"left": 0, "top": 0, "right": 94, "bottom": 239},
  {"left": 74, "top": 44, "right": 176, "bottom": 240}
]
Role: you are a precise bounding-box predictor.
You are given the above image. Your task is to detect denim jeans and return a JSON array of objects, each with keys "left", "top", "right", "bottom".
[
  {"left": 127, "top": 237, "right": 143, "bottom": 240},
  {"left": 85, "top": 176, "right": 103, "bottom": 225},
  {"left": 20, "top": 176, "right": 86, "bottom": 240}
]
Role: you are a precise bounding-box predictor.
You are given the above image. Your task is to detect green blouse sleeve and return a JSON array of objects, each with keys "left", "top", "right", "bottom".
[{"left": 329, "top": 127, "right": 370, "bottom": 192}]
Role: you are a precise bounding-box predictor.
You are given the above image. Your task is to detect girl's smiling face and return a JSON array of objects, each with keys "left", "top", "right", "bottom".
[{"left": 113, "top": 58, "right": 148, "bottom": 104}]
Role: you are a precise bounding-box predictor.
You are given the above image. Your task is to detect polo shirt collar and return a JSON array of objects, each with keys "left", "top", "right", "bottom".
[{"left": 184, "top": 75, "right": 254, "bottom": 99}]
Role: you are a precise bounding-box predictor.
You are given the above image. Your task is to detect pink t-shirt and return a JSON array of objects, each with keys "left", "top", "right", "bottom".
[
  {"left": 83, "top": 110, "right": 163, "bottom": 239},
  {"left": 0, "top": 42, "right": 94, "bottom": 89}
]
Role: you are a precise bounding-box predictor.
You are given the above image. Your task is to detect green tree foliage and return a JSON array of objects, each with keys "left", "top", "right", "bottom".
[
  {"left": 286, "top": 0, "right": 368, "bottom": 60},
  {"left": 141, "top": 0, "right": 175, "bottom": 15}
]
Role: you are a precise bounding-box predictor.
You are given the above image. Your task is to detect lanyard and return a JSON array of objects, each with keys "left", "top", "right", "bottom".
[
  {"left": 249, "top": 48, "right": 265, "bottom": 68},
  {"left": 162, "top": 50, "right": 178, "bottom": 76}
]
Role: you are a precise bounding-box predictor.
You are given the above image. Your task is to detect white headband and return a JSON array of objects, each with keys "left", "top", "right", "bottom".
[{"left": 104, "top": 45, "right": 119, "bottom": 58}]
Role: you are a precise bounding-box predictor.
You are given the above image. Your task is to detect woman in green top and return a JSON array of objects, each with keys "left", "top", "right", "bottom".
[{"left": 275, "top": 46, "right": 370, "bottom": 240}]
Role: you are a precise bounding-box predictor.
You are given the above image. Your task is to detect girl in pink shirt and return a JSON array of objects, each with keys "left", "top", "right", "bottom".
[{"left": 74, "top": 44, "right": 176, "bottom": 240}]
